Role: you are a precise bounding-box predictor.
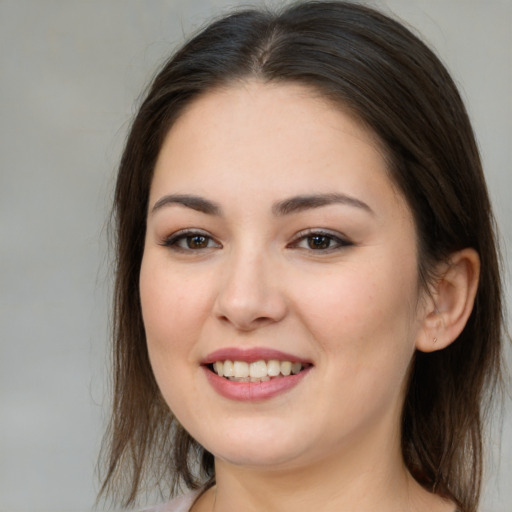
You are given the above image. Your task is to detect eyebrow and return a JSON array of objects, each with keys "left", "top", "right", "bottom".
[
  {"left": 272, "top": 193, "right": 374, "bottom": 216},
  {"left": 151, "top": 194, "right": 222, "bottom": 215},
  {"left": 151, "top": 192, "right": 373, "bottom": 216}
]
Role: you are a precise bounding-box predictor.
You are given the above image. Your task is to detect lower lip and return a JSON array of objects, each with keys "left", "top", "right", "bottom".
[{"left": 203, "top": 366, "right": 312, "bottom": 401}]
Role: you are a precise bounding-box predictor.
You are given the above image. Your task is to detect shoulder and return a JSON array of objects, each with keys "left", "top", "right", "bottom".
[{"left": 140, "top": 490, "right": 201, "bottom": 512}]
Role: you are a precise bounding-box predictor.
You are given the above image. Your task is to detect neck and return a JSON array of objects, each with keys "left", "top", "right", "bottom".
[{"left": 213, "top": 459, "right": 411, "bottom": 512}]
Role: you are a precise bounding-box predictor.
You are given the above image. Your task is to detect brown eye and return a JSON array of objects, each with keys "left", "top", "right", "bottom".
[
  {"left": 307, "top": 235, "right": 332, "bottom": 250},
  {"left": 186, "top": 235, "right": 209, "bottom": 249},
  {"left": 163, "top": 230, "right": 221, "bottom": 251},
  {"left": 289, "top": 229, "right": 353, "bottom": 252}
]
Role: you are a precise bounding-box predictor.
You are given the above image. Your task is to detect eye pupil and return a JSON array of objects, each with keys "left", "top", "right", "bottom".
[
  {"left": 187, "top": 235, "right": 208, "bottom": 248},
  {"left": 308, "top": 235, "right": 330, "bottom": 249}
]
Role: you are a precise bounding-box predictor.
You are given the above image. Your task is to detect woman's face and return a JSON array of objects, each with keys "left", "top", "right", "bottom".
[{"left": 140, "top": 82, "right": 429, "bottom": 471}]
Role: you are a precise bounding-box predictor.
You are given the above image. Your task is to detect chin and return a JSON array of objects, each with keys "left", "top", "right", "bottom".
[
  {"left": 211, "top": 443, "right": 305, "bottom": 469},
  {"left": 192, "top": 417, "right": 315, "bottom": 469}
]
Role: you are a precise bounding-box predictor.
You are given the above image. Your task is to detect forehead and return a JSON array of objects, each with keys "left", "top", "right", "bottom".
[
  {"left": 164, "top": 80, "right": 385, "bottom": 158},
  {"left": 151, "top": 81, "right": 406, "bottom": 219}
]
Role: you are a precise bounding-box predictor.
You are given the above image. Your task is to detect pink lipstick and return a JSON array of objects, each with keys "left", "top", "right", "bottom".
[{"left": 202, "top": 347, "right": 312, "bottom": 401}]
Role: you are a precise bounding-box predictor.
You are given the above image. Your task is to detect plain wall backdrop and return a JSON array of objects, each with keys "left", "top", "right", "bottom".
[{"left": 0, "top": 0, "right": 510, "bottom": 510}]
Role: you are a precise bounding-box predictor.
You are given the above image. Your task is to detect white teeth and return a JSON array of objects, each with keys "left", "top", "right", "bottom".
[
  {"left": 267, "top": 360, "right": 281, "bottom": 376},
  {"left": 291, "top": 362, "right": 302, "bottom": 375},
  {"left": 223, "top": 360, "right": 234, "bottom": 377},
  {"left": 233, "top": 361, "right": 249, "bottom": 378},
  {"left": 280, "top": 361, "right": 292, "bottom": 376},
  {"left": 250, "top": 376, "right": 270, "bottom": 382},
  {"left": 249, "top": 360, "right": 267, "bottom": 378},
  {"left": 211, "top": 359, "right": 306, "bottom": 380},
  {"left": 213, "top": 361, "right": 223, "bottom": 376}
]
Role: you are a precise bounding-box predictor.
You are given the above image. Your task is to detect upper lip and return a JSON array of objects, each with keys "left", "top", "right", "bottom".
[{"left": 202, "top": 347, "right": 312, "bottom": 365}]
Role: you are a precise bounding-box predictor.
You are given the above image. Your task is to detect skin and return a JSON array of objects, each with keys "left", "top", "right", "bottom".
[{"left": 140, "top": 82, "right": 474, "bottom": 512}]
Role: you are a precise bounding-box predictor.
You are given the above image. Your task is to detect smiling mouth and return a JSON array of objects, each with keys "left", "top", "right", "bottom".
[{"left": 207, "top": 359, "right": 311, "bottom": 382}]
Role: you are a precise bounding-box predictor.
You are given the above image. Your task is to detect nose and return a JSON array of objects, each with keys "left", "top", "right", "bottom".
[{"left": 213, "top": 248, "right": 288, "bottom": 331}]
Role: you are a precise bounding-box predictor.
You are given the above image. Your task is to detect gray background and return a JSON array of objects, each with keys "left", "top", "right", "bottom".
[{"left": 0, "top": 0, "right": 510, "bottom": 510}]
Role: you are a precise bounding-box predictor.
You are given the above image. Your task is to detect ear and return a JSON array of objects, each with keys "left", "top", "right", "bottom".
[{"left": 416, "top": 248, "right": 480, "bottom": 353}]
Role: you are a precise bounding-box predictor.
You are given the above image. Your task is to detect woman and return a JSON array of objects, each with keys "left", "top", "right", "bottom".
[{"left": 99, "top": 2, "right": 505, "bottom": 512}]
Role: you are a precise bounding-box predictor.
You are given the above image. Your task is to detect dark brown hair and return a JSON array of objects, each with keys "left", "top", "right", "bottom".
[{"left": 99, "top": 2, "right": 505, "bottom": 511}]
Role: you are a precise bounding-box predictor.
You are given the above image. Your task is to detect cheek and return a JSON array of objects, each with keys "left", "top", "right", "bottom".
[
  {"left": 294, "top": 254, "right": 419, "bottom": 370},
  {"left": 139, "top": 257, "right": 213, "bottom": 420},
  {"left": 291, "top": 258, "right": 420, "bottom": 434},
  {"left": 139, "top": 256, "right": 211, "bottom": 369}
]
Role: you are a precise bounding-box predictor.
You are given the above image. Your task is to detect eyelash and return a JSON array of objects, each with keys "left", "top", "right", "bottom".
[
  {"left": 161, "top": 229, "right": 222, "bottom": 251},
  {"left": 161, "top": 229, "right": 353, "bottom": 253},
  {"left": 288, "top": 229, "right": 353, "bottom": 252}
]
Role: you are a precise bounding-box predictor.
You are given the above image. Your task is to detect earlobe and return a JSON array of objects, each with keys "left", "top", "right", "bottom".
[{"left": 416, "top": 248, "right": 480, "bottom": 353}]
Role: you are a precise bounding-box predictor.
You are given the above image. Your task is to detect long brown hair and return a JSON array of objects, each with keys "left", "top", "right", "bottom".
[{"left": 98, "top": 2, "right": 505, "bottom": 510}]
